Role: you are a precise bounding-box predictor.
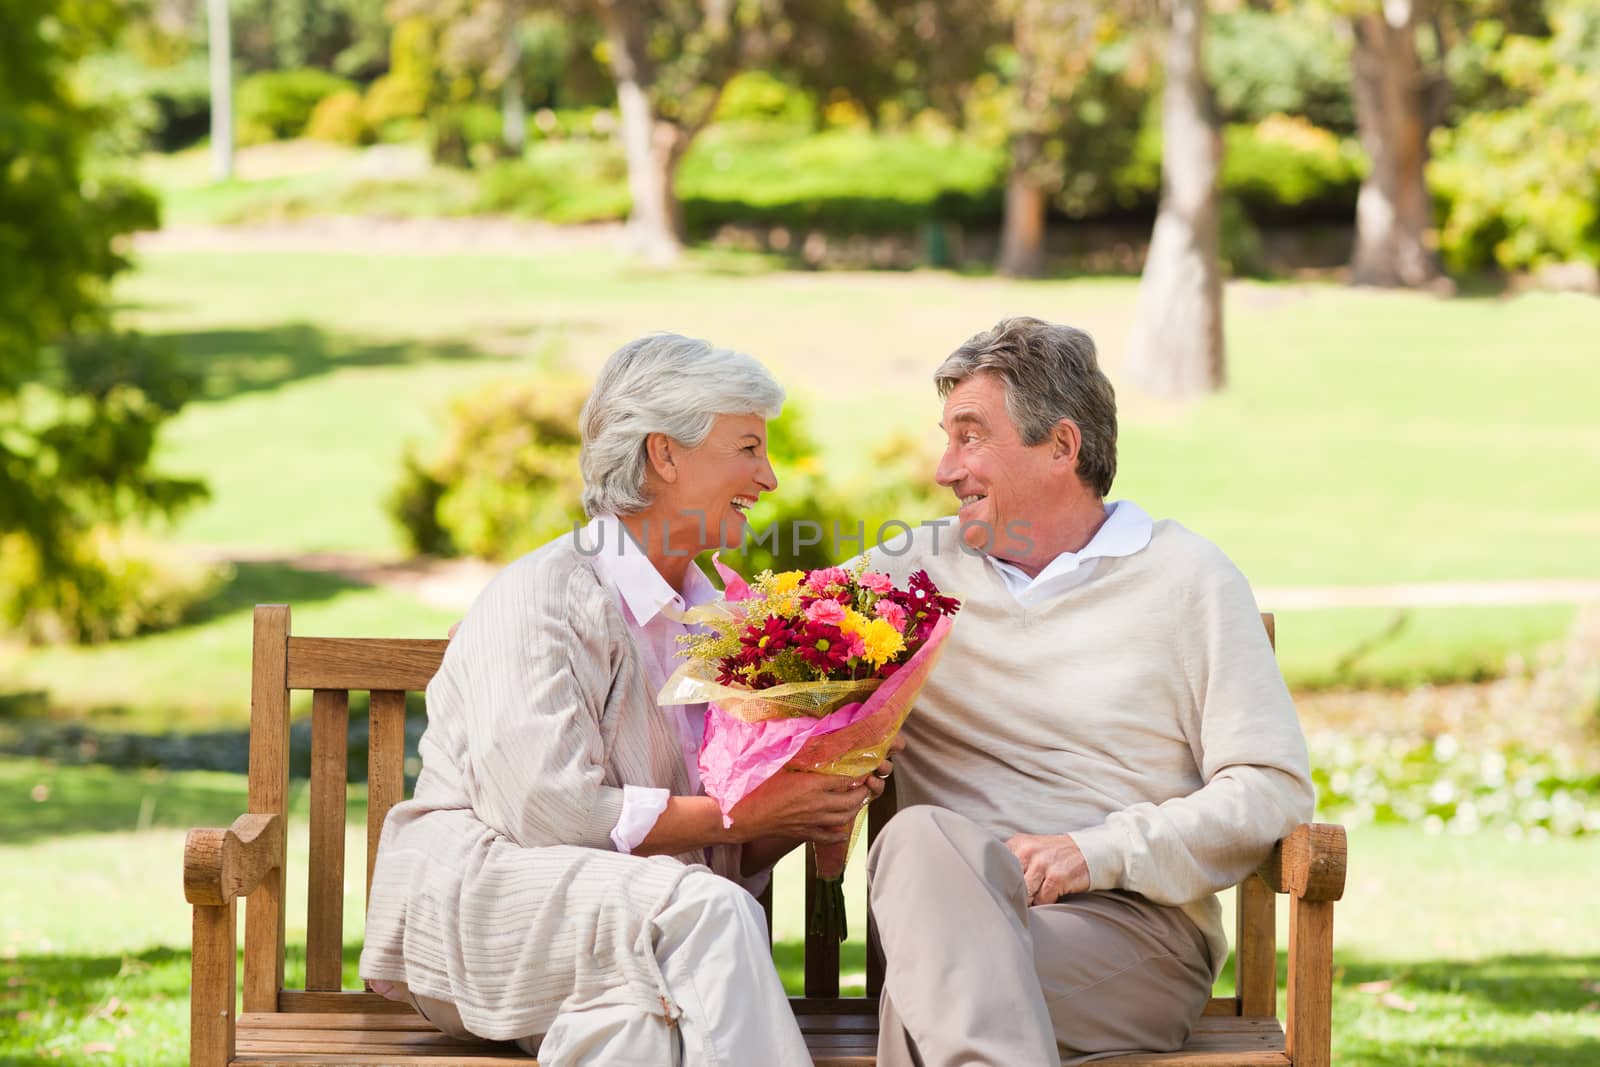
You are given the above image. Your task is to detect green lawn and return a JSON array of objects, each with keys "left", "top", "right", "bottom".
[
  {"left": 3, "top": 757, "right": 1597, "bottom": 1065},
  {"left": 5, "top": 250, "right": 1598, "bottom": 722}
]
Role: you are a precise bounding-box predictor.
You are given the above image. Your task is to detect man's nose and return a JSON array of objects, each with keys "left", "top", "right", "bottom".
[{"left": 935, "top": 446, "right": 961, "bottom": 487}]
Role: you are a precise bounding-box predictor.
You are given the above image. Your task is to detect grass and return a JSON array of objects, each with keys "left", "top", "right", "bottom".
[
  {"left": 4, "top": 757, "right": 1597, "bottom": 1065},
  {"left": 3, "top": 250, "right": 1596, "bottom": 722}
]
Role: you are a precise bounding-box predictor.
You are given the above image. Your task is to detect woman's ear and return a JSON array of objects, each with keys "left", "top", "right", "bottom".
[{"left": 645, "top": 433, "right": 679, "bottom": 484}]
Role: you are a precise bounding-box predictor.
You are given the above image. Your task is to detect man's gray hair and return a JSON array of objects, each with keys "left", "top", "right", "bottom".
[
  {"left": 934, "top": 317, "right": 1118, "bottom": 498},
  {"left": 579, "top": 332, "right": 785, "bottom": 517}
]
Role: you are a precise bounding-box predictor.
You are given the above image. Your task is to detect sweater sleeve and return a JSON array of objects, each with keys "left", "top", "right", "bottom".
[
  {"left": 456, "top": 562, "right": 627, "bottom": 851},
  {"left": 1069, "top": 549, "right": 1315, "bottom": 906}
]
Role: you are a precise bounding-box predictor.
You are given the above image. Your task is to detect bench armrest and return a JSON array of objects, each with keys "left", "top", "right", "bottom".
[
  {"left": 1257, "top": 822, "right": 1346, "bottom": 902},
  {"left": 185, "top": 813, "right": 284, "bottom": 906}
]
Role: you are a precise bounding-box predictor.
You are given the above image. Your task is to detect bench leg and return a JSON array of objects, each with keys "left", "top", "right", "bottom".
[
  {"left": 192, "top": 900, "right": 237, "bottom": 1067},
  {"left": 1285, "top": 897, "right": 1333, "bottom": 1067}
]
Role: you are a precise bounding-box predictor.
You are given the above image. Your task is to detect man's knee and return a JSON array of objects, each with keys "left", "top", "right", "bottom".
[{"left": 869, "top": 805, "right": 984, "bottom": 874}]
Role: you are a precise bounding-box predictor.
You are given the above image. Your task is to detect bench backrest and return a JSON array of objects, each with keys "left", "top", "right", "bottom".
[{"left": 242, "top": 604, "right": 1283, "bottom": 1021}]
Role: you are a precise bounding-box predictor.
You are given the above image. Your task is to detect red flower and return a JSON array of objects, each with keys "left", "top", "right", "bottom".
[
  {"left": 907, "top": 569, "right": 960, "bottom": 617},
  {"left": 796, "top": 621, "right": 851, "bottom": 672},
  {"left": 740, "top": 615, "right": 796, "bottom": 664}
]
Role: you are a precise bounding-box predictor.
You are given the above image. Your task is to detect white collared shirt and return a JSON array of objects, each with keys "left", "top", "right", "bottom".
[
  {"left": 581, "top": 515, "right": 721, "bottom": 854},
  {"left": 985, "top": 500, "right": 1154, "bottom": 606}
]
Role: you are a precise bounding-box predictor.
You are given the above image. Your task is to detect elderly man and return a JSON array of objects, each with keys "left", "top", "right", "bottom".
[{"left": 863, "top": 317, "right": 1315, "bottom": 1066}]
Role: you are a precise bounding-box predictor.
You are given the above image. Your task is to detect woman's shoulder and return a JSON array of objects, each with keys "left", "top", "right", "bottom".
[{"left": 469, "top": 531, "right": 611, "bottom": 630}]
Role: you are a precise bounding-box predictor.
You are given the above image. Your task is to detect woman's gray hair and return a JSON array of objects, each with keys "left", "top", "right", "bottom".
[
  {"left": 579, "top": 333, "right": 785, "bottom": 517},
  {"left": 934, "top": 317, "right": 1118, "bottom": 498}
]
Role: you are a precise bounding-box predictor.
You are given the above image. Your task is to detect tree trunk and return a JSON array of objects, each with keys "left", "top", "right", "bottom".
[
  {"left": 1349, "top": 2, "right": 1445, "bottom": 288},
  {"left": 207, "top": 0, "right": 233, "bottom": 182},
  {"left": 1125, "top": 0, "right": 1224, "bottom": 398},
  {"left": 998, "top": 155, "right": 1049, "bottom": 278},
  {"left": 602, "top": 4, "right": 685, "bottom": 263},
  {"left": 501, "top": 35, "right": 525, "bottom": 157}
]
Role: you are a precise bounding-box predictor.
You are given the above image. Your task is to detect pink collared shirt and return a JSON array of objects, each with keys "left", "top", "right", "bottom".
[{"left": 580, "top": 515, "right": 721, "bottom": 853}]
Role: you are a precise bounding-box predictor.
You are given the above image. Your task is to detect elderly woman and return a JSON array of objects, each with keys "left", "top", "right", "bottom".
[{"left": 360, "top": 334, "right": 878, "bottom": 1065}]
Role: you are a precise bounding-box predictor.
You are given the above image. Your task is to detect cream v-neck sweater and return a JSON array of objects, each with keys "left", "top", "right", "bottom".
[{"left": 867, "top": 518, "right": 1314, "bottom": 976}]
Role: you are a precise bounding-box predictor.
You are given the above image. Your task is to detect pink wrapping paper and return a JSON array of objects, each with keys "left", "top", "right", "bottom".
[{"left": 698, "top": 613, "right": 954, "bottom": 827}]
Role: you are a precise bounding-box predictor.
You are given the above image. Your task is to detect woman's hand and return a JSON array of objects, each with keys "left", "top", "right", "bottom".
[{"left": 727, "top": 769, "right": 872, "bottom": 844}]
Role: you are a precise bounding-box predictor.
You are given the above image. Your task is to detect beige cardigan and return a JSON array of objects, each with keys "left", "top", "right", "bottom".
[{"left": 359, "top": 533, "right": 743, "bottom": 1042}]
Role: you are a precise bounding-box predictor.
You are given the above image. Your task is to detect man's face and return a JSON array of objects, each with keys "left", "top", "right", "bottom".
[{"left": 935, "top": 374, "right": 1057, "bottom": 557}]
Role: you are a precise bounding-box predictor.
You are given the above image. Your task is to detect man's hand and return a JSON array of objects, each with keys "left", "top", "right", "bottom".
[{"left": 1005, "top": 833, "right": 1090, "bottom": 906}]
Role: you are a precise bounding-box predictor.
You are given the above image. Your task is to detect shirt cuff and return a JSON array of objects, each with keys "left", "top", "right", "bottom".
[{"left": 611, "top": 785, "right": 671, "bottom": 854}]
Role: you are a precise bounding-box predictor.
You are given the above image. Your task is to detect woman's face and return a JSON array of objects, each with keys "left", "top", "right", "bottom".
[{"left": 663, "top": 413, "right": 778, "bottom": 550}]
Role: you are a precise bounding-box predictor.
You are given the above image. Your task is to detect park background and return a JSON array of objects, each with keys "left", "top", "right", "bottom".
[{"left": 3, "top": 0, "right": 1599, "bottom": 1063}]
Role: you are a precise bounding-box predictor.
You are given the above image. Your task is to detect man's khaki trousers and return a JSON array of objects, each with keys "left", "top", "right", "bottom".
[{"left": 868, "top": 806, "right": 1214, "bottom": 1066}]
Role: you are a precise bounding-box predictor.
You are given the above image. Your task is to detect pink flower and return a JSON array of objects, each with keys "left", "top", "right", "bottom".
[
  {"left": 845, "top": 631, "right": 866, "bottom": 659},
  {"left": 805, "top": 566, "right": 849, "bottom": 592},
  {"left": 874, "top": 599, "right": 908, "bottom": 631},
  {"left": 804, "top": 598, "right": 847, "bottom": 625},
  {"left": 859, "top": 571, "right": 892, "bottom": 594}
]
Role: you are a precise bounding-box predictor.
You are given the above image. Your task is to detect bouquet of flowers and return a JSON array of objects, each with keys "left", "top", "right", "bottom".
[{"left": 657, "top": 558, "right": 960, "bottom": 941}]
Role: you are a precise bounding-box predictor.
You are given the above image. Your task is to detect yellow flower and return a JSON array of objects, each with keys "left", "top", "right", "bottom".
[
  {"left": 772, "top": 571, "right": 805, "bottom": 595},
  {"left": 859, "top": 617, "right": 906, "bottom": 668},
  {"left": 838, "top": 609, "right": 870, "bottom": 637}
]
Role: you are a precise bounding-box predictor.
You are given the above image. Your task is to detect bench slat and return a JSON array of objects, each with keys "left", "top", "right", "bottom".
[
  {"left": 305, "top": 690, "right": 348, "bottom": 992},
  {"left": 367, "top": 690, "right": 408, "bottom": 907},
  {"left": 278, "top": 990, "right": 417, "bottom": 1014},
  {"left": 286, "top": 637, "right": 447, "bottom": 692}
]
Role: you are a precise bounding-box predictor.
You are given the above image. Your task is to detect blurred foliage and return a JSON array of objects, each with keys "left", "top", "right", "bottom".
[
  {"left": 1431, "top": 5, "right": 1600, "bottom": 271},
  {"left": 714, "top": 70, "right": 818, "bottom": 128},
  {"left": 389, "top": 378, "right": 589, "bottom": 560},
  {"left": 236, "top": 68, "right": 358, "bottom": 144},
  {"left": 0, "top": 0, "right": 209, "bottom": 645},
  {"left": 305, "top": 88, "right": 372, "bottom": 144},
  {"left": 0, "top": 529, "right": 231, "bottom": 644},
  {"left": 225, "top": 0, "right": 392, "bottom": 79},
  {"left": 1208, "top": 8, "right": 1355, "bottom": 132}
]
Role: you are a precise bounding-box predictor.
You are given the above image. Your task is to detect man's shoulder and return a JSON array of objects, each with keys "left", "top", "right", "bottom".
[{"left": 1138, "top": 519, "right": 1254, "bottom": 602}]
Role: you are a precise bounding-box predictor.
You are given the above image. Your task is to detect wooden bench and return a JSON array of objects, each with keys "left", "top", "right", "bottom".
[{"left": 186, "top": 604, "right": 1347, "bottom": 1066}]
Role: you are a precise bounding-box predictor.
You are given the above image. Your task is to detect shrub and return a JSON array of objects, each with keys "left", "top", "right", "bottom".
[
  {"left": 236, "top": 68, "right": 358, "bottom": 145},
  {"left": 1430, "top": 18, "right": 1600, "bottom": 272},
  {"left": 0, "top": 529, "right": 231, "bottom": 645},
  {"left": 1221, "top": 115, "right": 1365, "bottom": 221},
  {"left": 306, "top": 89, "right": 371, "bottom": 145},
  {"left": 713, "top": 71, "right": 817, "bottom": 129},
  {"left": 389, "top": 378, "right": 589, "bottom": 561},
  {"left": 474, "top": 142, "right": 631, "bottom": 222}
]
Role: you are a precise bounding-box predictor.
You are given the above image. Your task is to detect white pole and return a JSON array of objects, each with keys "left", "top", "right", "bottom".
[{"left": 208, "top": 0, "right": 234, "bottom": 182}]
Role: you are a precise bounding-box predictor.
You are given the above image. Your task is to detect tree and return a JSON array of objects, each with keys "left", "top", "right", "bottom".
[
  {"left": 207, "top": 0, "right": 234, "bottom": 180},
  {"left": 1124, "top": 0, "right": 1225, "bottom": 397},
  {"left": 986, "top": 2, "right": 1152, "bottom": 277},
  {"left": 1348, "top": 0, "right": 1450, "bottom": 287},
  {"left": 1, "top": 0, "right": 207, "bottom": 636}
]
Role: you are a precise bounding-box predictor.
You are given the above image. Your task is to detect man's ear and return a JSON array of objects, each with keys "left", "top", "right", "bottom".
[
  {"left": 1050, "top": 419, "right": 1081, "bottom": 472},
  {"left": 645, "top": 433, "right": 679, "bottom": 484}
]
